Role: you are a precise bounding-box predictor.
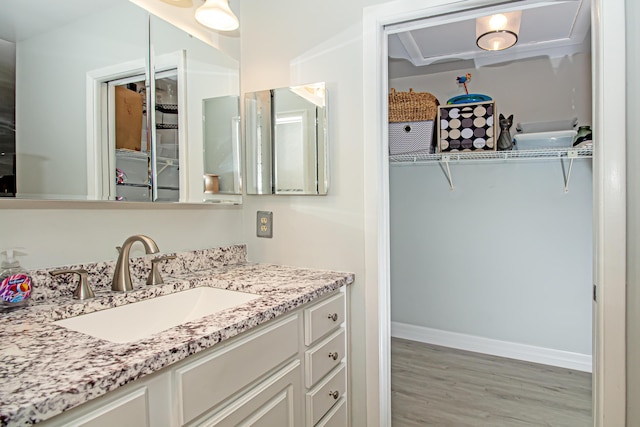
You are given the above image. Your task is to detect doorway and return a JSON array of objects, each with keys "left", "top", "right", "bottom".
[
  {"left": 361, "top": 0, "right": 626, "bottom": 425},
  {"left": 387, "top": 3, "right": 594, "bottom": 423}
]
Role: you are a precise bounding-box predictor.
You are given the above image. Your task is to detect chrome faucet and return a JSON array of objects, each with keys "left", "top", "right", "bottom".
[{"left": 112, "top": 235, "right": 160, "bottom": 292}]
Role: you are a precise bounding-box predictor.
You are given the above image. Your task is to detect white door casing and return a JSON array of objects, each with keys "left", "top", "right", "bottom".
[
  {"left": 362, "top": 1, "right": 627, "bottom": 427},
  {"left": 591, "top": 0, "right": 627, "bottom": 425}
]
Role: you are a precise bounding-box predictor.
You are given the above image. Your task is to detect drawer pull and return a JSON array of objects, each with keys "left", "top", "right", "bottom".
[
  {"left": 328, "top": 352, "right": 339, "bottom": 361},
  {"left": 329, "top": 390, "right": 340, "bottom": 400},
  {"left": 328, "top": 313, "right": 339, "bottom": 322}
]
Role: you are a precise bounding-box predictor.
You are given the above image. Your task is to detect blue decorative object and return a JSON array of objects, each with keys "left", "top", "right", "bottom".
[{"left": 447, "top": 94, "right": 493, "bottom": 105}]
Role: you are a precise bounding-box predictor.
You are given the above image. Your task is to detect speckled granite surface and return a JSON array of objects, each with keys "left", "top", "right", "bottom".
[{"left": 0, "top": 245, "right": 354, "bottom": 426}]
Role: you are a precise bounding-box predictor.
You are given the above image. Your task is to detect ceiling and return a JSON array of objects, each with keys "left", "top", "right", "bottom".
[{"left": 388, "top": 0, "right": 590, "bottom": 78}]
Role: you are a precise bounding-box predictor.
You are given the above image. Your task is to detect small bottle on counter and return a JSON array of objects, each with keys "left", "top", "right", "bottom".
[{"left": 0, "top": 249, "right": 33, "bottom": 310}]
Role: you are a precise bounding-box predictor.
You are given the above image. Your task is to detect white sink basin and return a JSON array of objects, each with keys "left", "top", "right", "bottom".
[{"left": 54, "top": 287, "right": 260, "bottom": 344}]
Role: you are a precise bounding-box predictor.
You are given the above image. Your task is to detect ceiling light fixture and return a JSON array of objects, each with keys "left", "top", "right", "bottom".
[
  {"left": 476, "top": 11, "right": 522, "bottom": 51},
  {"left": 195, "top": 0, "right": 239, "bottom": 32}
]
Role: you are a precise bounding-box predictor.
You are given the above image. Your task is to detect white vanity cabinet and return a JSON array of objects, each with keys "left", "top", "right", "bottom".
[{"left": 38, "top": 289, "right": 348, "bottom": 427}]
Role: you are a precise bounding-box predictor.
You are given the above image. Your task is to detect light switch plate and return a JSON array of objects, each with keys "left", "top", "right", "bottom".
[{"left": 257, "top": 211, "right": 273, "bottom": 238}]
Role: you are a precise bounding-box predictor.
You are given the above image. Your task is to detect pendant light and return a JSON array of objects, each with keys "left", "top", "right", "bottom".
[
  {"left": 195, "top": 0, "right": 239, "bottom": 32},
  {"left": 476, "top": 11, "right": 522, "bottom": 51}
]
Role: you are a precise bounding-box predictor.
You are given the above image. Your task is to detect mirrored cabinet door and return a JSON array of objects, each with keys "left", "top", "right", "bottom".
[
  {"left": 245, "top": 83, "right": 328, "bottom": 195},
  {"left": 0, "top": 0, "right": 241, "bottom": 204},
  {"left": 6, "top": 0, "right": 149, "bottom": 201},
  {"left": 150, "top": 14, "right": 241, "bottom": 204}
]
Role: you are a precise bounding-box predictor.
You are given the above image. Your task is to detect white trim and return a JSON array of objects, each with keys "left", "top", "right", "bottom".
[
  {"left": 591, "top": 0, "right": 627, "bottom": 425},
  {"left": 85, "top": 52, "right": 187, "bottom": 203},
  {"left": 391, "top": 321, "right": 593, "bottom": 373},
  {"left": 364, "top": 0, "right": 628, "bottom": 426},
  {"left": 86, "top": 58, "right": 146, "bottom": 201}
]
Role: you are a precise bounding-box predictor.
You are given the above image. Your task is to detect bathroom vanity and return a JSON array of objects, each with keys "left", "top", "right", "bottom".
[{"left": 0, "top": 245, "right": 353, "bottom": 426}]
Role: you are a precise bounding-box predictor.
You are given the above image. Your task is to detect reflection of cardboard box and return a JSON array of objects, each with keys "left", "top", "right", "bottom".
[
  {"left": 115, "top": 86, "right": 143, "bottom": 151},
  {"left": 204, "top": 174, "right": 219, "bottom": 193}
]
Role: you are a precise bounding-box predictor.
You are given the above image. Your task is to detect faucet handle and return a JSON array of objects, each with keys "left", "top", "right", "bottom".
[
  {"left": 50, "top": 269, "right": 95, "bottom": 300},
  {"left": 147, "top": 255, "right": 176, "bottom": 286}
]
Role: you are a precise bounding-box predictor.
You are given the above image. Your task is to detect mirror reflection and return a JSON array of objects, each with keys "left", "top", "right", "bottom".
[
  {"left": 150, "top": 14, "right": 241, "bottom": 203},
  {"left": 245, "top": 83, "right": 328, "bottom": 195},
  {"left": 203, "top": 96, "right": 241, "bottom": 195},
  {"left": 0, "top": 0, "right": 241, "bottom": 203}
]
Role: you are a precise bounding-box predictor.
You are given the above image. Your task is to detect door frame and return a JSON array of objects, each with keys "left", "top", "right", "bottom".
[{"left": 362, "top": 0, "right": 627, "bottom": 426}]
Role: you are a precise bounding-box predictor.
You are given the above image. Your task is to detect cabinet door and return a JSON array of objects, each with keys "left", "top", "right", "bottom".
[
  {"left": 196, "top": 360, "right": 301, "bottom": 427},
  {"left": 53, "top": 387, "right": 150, "bottom": 427},
  {"left": 177, "top": 314, "right": 299, "bottom": 425}
]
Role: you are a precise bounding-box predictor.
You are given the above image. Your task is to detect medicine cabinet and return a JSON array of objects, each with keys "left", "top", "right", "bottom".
[
  {"left": 245, "top": 83, "right": 328, "bottom": 195},
  {"left": 0, "top": 0, "right": 241, "bottom": 204}
]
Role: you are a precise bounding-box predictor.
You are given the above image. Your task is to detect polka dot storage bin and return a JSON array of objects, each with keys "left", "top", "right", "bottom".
[{"left": 438, "top": 101, "right": 496, "bottom": 152}]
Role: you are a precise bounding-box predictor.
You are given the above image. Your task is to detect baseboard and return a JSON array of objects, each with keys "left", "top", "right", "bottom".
[{"left": 391, "top": 321, "right": 592, "bottom": 373}]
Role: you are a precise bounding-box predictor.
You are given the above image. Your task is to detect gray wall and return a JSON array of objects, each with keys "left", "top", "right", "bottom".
[
  {"left": 389, "top": 54, "right": 593, "bottom": 355},
  {"left": 626, "top": 0, "right": 640, "bottom": 423},
  {"left": 390, "top": 162, "right": 593, "bottom": 354}
]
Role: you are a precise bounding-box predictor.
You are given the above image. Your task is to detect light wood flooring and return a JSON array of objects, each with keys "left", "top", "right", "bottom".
[{"left": 391, "top": 338, "right": 592, "bottom": 426}]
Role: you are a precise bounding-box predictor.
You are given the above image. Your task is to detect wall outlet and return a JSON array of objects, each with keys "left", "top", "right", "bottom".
[{"left": 257, "top": 211, "right": 273, "bottom": 238}]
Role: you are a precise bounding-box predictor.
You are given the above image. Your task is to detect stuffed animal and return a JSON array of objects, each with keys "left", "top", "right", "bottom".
[{"left": 497, "top": 114, "right": 514, "bottom": 151}]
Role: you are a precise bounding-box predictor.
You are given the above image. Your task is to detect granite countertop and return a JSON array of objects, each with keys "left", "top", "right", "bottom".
[{"left": 0, "top": 245, "right": 354, "bottom": 426}]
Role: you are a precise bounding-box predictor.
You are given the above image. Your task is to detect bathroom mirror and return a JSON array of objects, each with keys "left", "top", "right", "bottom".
[
  {"left": 0, "top": 0, "right": 241, "bottom": 203},
  {"left": 245, "top": 83, "right": 328, "bottom": 195}
]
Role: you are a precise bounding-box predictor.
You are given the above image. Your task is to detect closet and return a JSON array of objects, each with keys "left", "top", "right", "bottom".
[{"left": 388, "top": 0, "right": 593, "bottom": 372}]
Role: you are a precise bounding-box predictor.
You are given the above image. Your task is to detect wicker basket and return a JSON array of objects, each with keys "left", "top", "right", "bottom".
[{"left": 388, "top": 88, "right": 439, "bottom": 123}]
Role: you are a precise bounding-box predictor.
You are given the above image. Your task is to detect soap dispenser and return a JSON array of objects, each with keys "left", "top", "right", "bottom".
[{"left": 0, "top": 249, "right": 33, "bottom": 310}]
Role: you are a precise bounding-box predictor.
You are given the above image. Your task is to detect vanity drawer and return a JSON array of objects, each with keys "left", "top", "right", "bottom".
[
  {"left": 176, "top": 314, "right": 299, "bottom": 425},
  {"left": 305, "top": 328, "right": 345, "bottom": 388},
  {"left": 316, "top": 397, "right": 347, "bottom": 427},
  {"left": 305, "top": 364, "right": 346, "bottom": 426},
  {"left": 304, "top": 292, "right": 345, "bottom": 346}
]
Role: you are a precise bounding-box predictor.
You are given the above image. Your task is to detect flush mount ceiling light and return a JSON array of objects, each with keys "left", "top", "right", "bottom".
[
  {"left": 476, "top": 11, "right": 522, "bottom": 51},
  {"left": 195, "top": 0, "right": 239, "bottom": 32}
]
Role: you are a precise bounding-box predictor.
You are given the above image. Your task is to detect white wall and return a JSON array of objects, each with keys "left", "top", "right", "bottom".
[
  {"left": 129, "top": 0, "right": 240, "bottom": 60},
  {"left": 626, "top": 0, "right": 640, "bottom": 422},
  {"left": 239, "top": 0, "right": 386, "bottom": 425},
  {"left": 16, "top": 0, "right": 148, "bottom": 198},
  {"left": 388, "top": 54, "right": 593, "bottom": 357},
  {"left": 0, "top": 202, "right": 243, "bottom": 269}
]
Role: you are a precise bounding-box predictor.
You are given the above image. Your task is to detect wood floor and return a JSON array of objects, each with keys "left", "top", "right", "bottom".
[{"left": 391, "top": 338, "right": 592, "bottom": 426}]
